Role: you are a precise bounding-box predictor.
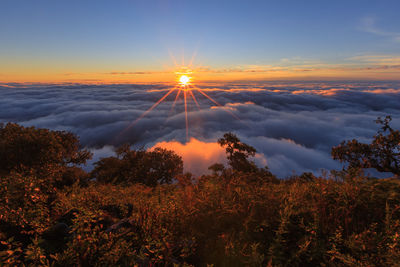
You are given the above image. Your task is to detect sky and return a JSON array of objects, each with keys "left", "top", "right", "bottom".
[{"left": 1, "top": 0, "right": 400, "bottom": 82}]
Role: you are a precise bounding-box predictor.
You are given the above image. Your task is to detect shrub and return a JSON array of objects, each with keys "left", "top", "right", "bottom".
[{"left": 91, "top": 145, "right": 183, "bottom": 186}]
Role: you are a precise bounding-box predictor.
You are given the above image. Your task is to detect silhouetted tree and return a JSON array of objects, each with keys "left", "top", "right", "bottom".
[
  {"left": 0, "top": 123, "right": 92, "bottom": 188},
  {"left": 0, "top": 123, "right": 91, "bottom": 172},
  {"left": 91, "top": 146, "right": 183, "bottom": 186},
  {"left": 218, "top": 132, "right": 258, "bottom": 173},
  {"left": 332, "top": 116, "right": 400, "bottom": 176}
]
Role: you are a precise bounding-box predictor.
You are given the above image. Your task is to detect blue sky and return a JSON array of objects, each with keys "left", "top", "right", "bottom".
[{"left": 1, "top": 0, "right": 400, "bottom": 81}]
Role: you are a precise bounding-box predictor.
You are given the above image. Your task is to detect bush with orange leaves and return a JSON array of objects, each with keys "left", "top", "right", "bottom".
[{"left": 1, "top": 120, "right": 400, "bottom": 266}]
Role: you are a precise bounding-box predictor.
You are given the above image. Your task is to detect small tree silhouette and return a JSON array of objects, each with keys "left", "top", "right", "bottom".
[
  {"left": 332, "top": 116, "right": 400, "bottom": 176},
  {"left": 218, "top": 132, "right": 258, "bottom": 173}
]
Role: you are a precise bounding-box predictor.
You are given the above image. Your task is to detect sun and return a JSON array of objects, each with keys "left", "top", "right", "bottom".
[{"left": 179, "top": 75, "right": 190, "bottom": 86}]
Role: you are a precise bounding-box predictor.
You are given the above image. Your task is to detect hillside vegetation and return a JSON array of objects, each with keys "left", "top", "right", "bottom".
[{"left": 0, "top": 117, "right": 399, "bottom": 266}]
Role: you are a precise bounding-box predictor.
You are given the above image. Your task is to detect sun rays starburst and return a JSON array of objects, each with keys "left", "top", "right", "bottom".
[{"left": 115, "top": 54, "right": 241, "bottom": 143}]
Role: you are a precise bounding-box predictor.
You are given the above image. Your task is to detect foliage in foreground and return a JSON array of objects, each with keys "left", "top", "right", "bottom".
[{"left": 0, "top": 119, "right": 400, "bottom": 266}]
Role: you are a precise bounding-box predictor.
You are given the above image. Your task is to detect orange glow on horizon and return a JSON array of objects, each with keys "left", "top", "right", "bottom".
[{"left": 1, "top": 60, "right": 400, "bottom": 83}]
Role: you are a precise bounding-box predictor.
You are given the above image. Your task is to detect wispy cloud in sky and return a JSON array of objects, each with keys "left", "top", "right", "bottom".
[
  {"left": 360, "top": 16, "right": 400, "bottom": 42},
  {"left": 348, "top": 54, "right": 400, "bottom": 65}
]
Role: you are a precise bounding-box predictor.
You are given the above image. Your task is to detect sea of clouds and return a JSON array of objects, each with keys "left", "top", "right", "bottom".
[{"left": 1, "top": 81, "right": 399, "bottom": 177}]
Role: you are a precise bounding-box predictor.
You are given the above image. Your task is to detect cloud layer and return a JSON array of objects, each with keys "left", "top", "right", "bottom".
[{"left": 1, "top": 81, "right": 399, "bottom": 177}]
